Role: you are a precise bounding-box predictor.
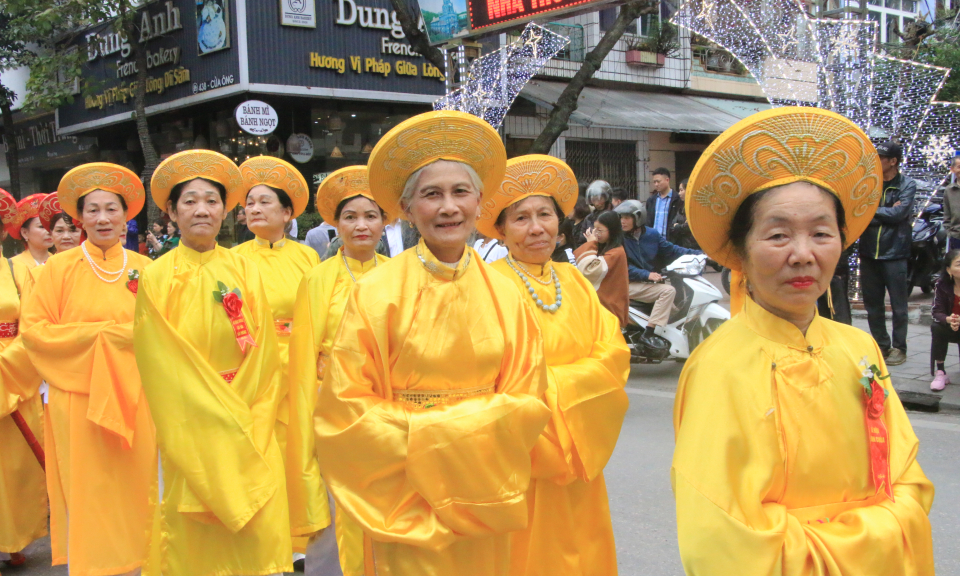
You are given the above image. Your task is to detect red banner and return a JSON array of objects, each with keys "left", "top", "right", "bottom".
[{"left": 864, "top": 380, "right": 894, "bottom": 502}]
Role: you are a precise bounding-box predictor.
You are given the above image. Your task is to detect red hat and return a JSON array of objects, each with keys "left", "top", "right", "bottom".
[
  {"left": 0, "top": 188, "right": 18, "bottom": 228},
  {"left": 8, "top": 194, "right": 46, "bottom": 240},
  {"left": 38, "top": 192, "right": 63, "bottom": 231}
]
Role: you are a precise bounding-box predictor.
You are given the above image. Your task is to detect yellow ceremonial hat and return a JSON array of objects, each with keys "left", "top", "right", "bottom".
[
  {"left": 686, "top": 106, "right": 882, "bottom": 272},
  {"left": 0, "top": 188, "right": 19, "bottom": 228},
  {"left": 57, "top": 163, "right": 146, "bottom": 220},
  {"left": 476, "top": 154, "right": 578, "bottom": 240},
  {"left": 239, "top": 156, "right": 310, "bottom": 218},
  {"left": 367, "top": 110, "right": 506, "bottom": 220},
  {"left": 8, "top": 193, "right": 45, "bottom": 240},
  {"left": 315, "top": 165, "right": 390, "bottom": 225},
  {"left": 151, "top": 150, "right": 244, "bottom": 212}
]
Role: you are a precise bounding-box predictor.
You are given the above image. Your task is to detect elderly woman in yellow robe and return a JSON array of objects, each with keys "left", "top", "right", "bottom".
[
  {"left": 20, "top": 164, "right": 156, "bottom": 576},
  {"left": 314, "top": 111, "right": 551, "bottom": 576},
  {"left": 674, "top": 107, "right": 934, "bottom": 575},
  {"left": 134, "top": 150, "right": 291, "bottom": 576},
  {"left": 8, "top": 194, "right": 52, "bottom": 278},
  {"left": 0, "top": 187, "right": 45, "bottom": 569},
  {"left": 232, "top": 156, "right": 319, "bottom": 556},
  {"left": 288, "top": 166, "right": 391, "bottom": 576},
  {"left": 477, "top": 155, "right": 630, "bottom": 576}
]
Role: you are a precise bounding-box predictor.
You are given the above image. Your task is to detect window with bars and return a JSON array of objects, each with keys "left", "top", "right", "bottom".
[{"left": 565, "top": 140, "right": 638, "bottom": 196}]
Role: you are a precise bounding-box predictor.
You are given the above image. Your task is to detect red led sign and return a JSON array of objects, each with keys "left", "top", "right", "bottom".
[{"left": 467, "top": 0, "right": 614, "bottom": 32}]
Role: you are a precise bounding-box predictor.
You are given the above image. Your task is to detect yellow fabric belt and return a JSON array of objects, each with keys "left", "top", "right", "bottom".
[
  {"left": 393, "top": 385, "right": 495, "bottom": 410},
  {"left": 275, "top": 319, "right": 293, "bottom": 336}
]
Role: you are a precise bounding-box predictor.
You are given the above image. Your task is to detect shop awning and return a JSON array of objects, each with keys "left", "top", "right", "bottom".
[{"left": 519, "top": 81, "right": 770, "bottom": 134}]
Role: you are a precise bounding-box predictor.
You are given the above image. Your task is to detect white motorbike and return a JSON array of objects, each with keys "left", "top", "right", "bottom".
[{"left": 624, "top": 254, "right": 729, "bottom": 363}]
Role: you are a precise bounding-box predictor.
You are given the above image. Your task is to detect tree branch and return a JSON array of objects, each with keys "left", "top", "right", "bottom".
[
  {"left": 387, "top": 0, "right": 446, "bottom": 72},
  {"left": 121, "top": 2, "right": 161, "bottom": 221},
  {"left": 529, "top": 0, "right": 659, "bottom": 154}
]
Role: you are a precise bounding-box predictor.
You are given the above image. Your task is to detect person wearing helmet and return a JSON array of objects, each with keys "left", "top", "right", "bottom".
[
  {"left": 583, "top": 180, "right": 614, "bottom": 234},
  {"left": 615, "top": 199, "right": 701, "bottom": 341}
]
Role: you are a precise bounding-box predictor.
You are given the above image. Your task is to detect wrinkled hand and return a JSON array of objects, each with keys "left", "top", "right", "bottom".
[{"left": 648, "top": 272, "right": 663, "bottom": 282}]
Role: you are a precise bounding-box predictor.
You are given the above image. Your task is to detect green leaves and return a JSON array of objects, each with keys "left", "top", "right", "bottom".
[{"left": 213, "top": 282, "right": 241, "bottom": 303}]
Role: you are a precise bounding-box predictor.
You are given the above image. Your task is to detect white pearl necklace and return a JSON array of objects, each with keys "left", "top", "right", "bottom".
[
  {"left": 81, "top": 243, "right": 127, "bottom": 283},
  {"left": 506, "top": 256, "right": 562, "bottom": 313}
]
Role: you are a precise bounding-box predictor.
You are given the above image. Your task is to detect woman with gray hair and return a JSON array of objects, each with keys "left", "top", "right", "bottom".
[{"left": 313, "top": 110, "right": 551, "bottom": 576}]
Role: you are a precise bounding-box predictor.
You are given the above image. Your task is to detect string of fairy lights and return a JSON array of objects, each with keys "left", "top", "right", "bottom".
[
  {"left": 434, "top": 23, "right": 569, "bottom": 129},
  {"left": 672, "top": 0, "right": 960, "bottom": 299}
]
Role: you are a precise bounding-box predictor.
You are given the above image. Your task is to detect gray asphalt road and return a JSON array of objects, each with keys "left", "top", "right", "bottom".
[
  {"left": 614, "top": 363, "right": 960, "bottom": 576},
  {"left": 7, "top": 362, "right": 959, "bottom": 576}
]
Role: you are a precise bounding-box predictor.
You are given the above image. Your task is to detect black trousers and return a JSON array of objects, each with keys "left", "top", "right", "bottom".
[
  {"left": 860, "top": 257, "right": 909, "bottom": 351},
  {"left": 817, "top": 274, "right": 851, "bottom": 324},
  {"left": 930, "top": 321, "right": 960, "bottom": 374}
]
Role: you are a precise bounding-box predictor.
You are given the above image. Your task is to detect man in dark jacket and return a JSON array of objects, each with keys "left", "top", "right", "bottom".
[
  {"left": 645, "top": 167, "right": 682, "bottom": 243},
  {"left": 941, "top": 156, "right": 960, "bottom": 251},
  {"left": 616, "top": 200, "right": 700, "bottom": 340},
  {"left": 859, "top": 141, "right": 916, "bottom": 366}
]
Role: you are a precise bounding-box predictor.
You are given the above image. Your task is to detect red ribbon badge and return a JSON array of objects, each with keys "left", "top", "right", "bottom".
[
  {"left": 214, "top": 282, "right": 257, "bottom": 354},
  {"left": 860, "top": 359, "right": 894, "bottom": 502}
]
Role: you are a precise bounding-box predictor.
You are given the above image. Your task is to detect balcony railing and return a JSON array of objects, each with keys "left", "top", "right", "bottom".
[{"left": 507, "top": 22, "right": 584, "bottom": 62}]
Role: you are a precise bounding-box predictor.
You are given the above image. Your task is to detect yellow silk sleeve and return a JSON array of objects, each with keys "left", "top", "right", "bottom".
[
  {"left": 20, "top": 263, "right": 142, "bottom": 447},
  {"left": 673, "top": 338, "right": 934, "bottom": 576},
  {"left": 133, "top": 265, "right": 282, "bottom": 533},
  {"left": 533, "top": 273, "right": 630, "bottom": 485},
  {"left": 315, "top": 284, "right": 551, "bottom": 552},
  {"left": 0, "top": 337, "right": 41, "bottom": 418},
  {"left": 286, "top": 272, "right": 331, "bottom": 536}
]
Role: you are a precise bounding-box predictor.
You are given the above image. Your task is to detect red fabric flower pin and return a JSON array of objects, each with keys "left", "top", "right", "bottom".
[{"left": 127, "top": 270, "right": 139, "bottom": 294}]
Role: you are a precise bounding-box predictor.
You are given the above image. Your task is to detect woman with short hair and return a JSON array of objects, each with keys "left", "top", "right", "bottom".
[
  {"left": 288, "top": 165, "right": 392, "bottom": 575},
  {"left": 313, "top": 111, "right": 551, "bottom": 575},
  {"left": 575, "top": 211, "right": 630, "bottom": 327},
  {"left": 21, "top": 163, "right": 156, "bottom": 576},
  {"left": 478, "top": 155, "right": 630, "bottom": 576},
  {"left": 134, "top": 150, "right": 291, "bottom": 576},
  {"left": 673, "top": 107, "right": 934, "bottom": 574},
  {"left": 232, "top": 156, "right": 319, "bottom": 556}
]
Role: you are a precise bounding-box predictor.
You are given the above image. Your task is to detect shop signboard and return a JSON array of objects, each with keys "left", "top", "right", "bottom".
[
  {"left": 2, "top": 114, "right": 98, "bottom": 169},
  {"left": 281, "top": 0, "right": 317, "bottom": 27},
  {"left": 57, "top": 0, "right": 241, "bottom": 133},
  {"left": 235, "top": 100, "right": 279, "bottom": 135},
  {"left": 286, "top": 133, "right": 315, "bottom": 162},
  {"left": 420, "top": 0, "right": 619, "bottom": 41},
  {"left": 246, "top": 0, "right": 446, "bottom": 96}
]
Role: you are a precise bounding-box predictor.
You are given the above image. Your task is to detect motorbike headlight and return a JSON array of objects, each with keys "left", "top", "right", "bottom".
[{"left": 676, "top": 258, "right": 706, "bottom": 276}]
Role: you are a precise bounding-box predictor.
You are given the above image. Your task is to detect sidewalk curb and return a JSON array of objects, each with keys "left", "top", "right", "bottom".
[{"left": 851, "top": 304, "right": 932, "bottom": 326}]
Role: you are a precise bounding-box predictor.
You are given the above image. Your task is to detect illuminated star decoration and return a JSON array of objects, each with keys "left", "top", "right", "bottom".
[{"left": 434, "top": 23, "right": 569, "bottom": 130}]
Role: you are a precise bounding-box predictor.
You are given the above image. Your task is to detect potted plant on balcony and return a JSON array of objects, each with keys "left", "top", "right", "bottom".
[{"left": 626, "top": 20, "right": 680, "bottom": 67}]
